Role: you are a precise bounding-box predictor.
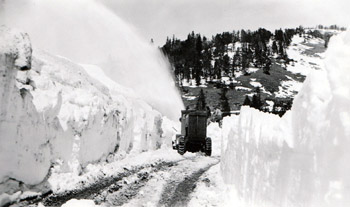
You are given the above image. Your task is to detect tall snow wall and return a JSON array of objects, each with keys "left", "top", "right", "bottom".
[
  {"left": 0, "top": 27, "right": 176, "bottom": 196},
  {"left": 221, "top": 30, "right": 350, "bottom": 207}
]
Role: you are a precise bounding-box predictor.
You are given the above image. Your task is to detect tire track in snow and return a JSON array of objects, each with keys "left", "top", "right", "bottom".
[
  {"left": 158, "top": 157, "right": 219, "bottom": 207},
  {"left": 14, "top": 156, "right": 219, "bottom": 207},
  {"left": 16, "top": 161, "right": 181, "bottom": 207},
  {"left": 95, "top": 162, "right": 177, "bottom": 206}
]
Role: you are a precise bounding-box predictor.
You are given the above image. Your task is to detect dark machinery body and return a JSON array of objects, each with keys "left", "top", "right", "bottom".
[{"left": 173, "top": 110, "right": 212, "bottom": 156}]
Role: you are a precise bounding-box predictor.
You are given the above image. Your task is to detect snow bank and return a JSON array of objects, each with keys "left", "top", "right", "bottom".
[
  {"left": 0, "top": 27, "right": 53, "bottom": 188},
  {"left": 0, "top": 28, "right": 178, "bottom": 200},
  {"left": 207, "top": 122, "right": 224, "bottom": 157},
  {"left": 221, "top": 107, "right": 284, "bottom": 206},
  {"left": 221, "top": 30, "right": 350, "bottom": 206}
]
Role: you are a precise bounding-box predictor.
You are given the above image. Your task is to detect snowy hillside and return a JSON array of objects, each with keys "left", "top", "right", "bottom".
[
  {"left": 179, "top": 29, "right": 340, "bottom": 117},
  {"left": 0, "top": 27, "right": 178, "bottom": 204},
  {"left": 220, "top": 29, "right": 350, "bottom": 206}
]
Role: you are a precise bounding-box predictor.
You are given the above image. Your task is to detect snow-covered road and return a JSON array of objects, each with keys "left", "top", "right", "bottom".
[
  {"left": 15, "top": 153, "right": 220, "bottom": 207},
  {"left": 136, "top": 155, "right": 219, "bottom": 207}
]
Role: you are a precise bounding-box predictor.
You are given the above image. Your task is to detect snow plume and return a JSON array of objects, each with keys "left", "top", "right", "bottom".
[
  {"left": 0, "top": 0, "right": 184, "bottom": 120},
  {"left": 221, "top": 29, "right": 350, "bottom": 207}
]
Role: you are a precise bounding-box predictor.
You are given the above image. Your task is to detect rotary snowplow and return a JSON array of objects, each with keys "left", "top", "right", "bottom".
[{"left": 172, "top": 110, "right": 212, "bottom": 156}]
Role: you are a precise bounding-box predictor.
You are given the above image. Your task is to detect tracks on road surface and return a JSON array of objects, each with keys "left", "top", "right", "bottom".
[
  {"left": 158, "top": 161, "right": 218, "bottom": 207},
  {"left": 13, "top": 155, "right": 220, "bottom": 207},
  {"left": 16, "top": 161, "right": 177, "bottom": 207},
  {"left": 94, "top": 162, "right": 177, "bottom": 206}
]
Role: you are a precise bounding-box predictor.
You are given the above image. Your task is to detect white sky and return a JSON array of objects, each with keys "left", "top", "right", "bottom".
[{"left": 101, "top": 0, "right": 350, "bottom": 46}]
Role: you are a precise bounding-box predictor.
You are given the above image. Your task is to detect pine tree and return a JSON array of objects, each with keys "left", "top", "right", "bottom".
[
  {"left": 202, "top": 47, "right": 212, "bottom": 80},
  {"left": 222, "top": 54, "right": 231, "bottom": 75},
  {"left": 195, "top": 34, "right": 203, "bottom": 55},
  {"left": 242, "top": 51, "right": 249, "bottom": 75},
  {"left": 195, "top": 70, "right": 201, "bottom": 86},
  {"left": 195, "top": 35, "right": 203, "bottom": 86},
  {"left": 214, "top": 58, "right": 222, "bottom": 79},
  {"left": 241, "top": 29, "right": 247, "bottom": 42},
  {"left": 278, "top": 41, "right": 284, "bottom": 57},
  {"left": 220, "top": 87, "right": 231, "bottom": 116},
  {"left": 250, "top": 87, "right": 262, "bottom": 109},
  {"left": 196, "top": 89, "right": 206, "bottom": 110},
  {"left": 324, "top": 33, "right": 332, "bottom": 48},
  {"left": 251, "top": 95, "right": 260, "bottom": 109},
  {"left": 233, "top": 50, "right": 240, "bottom": 71},
  {"left": 254, "top": 47, "right": 263, "bottom": 68},
  {"left": 263, "top": 55, "right": 271, "bottom": 75},
  {"left": 272, "top": 41, "right": 278, "bottom": 54},
  {"left": 243, "top": 95, "right": 251, "bottom": 106}
]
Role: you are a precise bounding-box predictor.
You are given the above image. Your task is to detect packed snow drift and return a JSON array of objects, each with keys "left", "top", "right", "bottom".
[
  {"left": 221, "top": 29, "right": 350, "bottom": 206},
  {"left": 0, "top": 24, "right": 178, "bottom": 206}
]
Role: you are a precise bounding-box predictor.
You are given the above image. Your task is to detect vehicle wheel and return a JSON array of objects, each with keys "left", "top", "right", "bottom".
[
  {"left": 177, "top": 136, "right": 186, "bottom": 155},
  {"left": 205, "top": 137, "right": 212, "bottom": 156}
]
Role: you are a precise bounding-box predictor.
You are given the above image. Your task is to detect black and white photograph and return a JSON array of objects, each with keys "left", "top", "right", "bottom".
[{"left": 0, "top": 0, "right": 349, "bottom": 206}]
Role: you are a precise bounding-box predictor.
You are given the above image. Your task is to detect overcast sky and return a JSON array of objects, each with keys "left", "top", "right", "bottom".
[{"left": 101, "top": 0, "right": 349, "bottom": 46}]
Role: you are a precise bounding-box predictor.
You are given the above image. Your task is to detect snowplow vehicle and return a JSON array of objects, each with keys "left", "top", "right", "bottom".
[{"left": 172, "top": 110, "right": 212, "bottom": 156}]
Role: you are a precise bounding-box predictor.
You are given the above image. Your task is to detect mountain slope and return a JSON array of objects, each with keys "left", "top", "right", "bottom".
[{"left": 180, "top": 29, "right": 342, "bottom": 115}]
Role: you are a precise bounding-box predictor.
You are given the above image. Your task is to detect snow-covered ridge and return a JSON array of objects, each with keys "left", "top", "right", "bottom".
[
  {"left": 221, "top": 29, "right": 350, "bottom": 206},
  {"left": 0, "top": 27, "right": 177, "bottom": 200}
]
